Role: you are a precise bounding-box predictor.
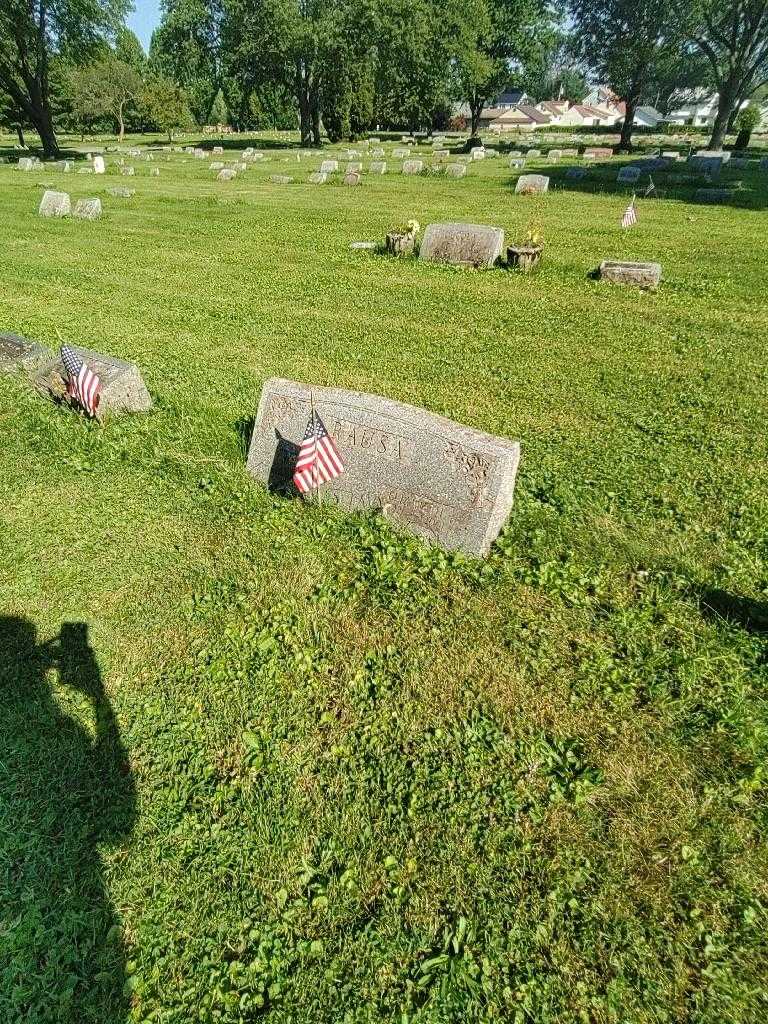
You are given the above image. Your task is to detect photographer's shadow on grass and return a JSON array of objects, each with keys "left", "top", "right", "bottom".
[{"left": 0, "top": 617, "right": 136, "bottom": 1022}]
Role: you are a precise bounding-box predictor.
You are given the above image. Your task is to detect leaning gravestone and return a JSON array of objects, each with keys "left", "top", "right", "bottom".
[
  {"left": 419, "top": 223, "right": 503, "bottom": 269},
  {"left": 617, "top": 166, "right": 641, "bottom": 184},
  {"left": 515, "top": 174, "right": 549, "bottom": 194},
  {"left": 445, "top": 163, "right": 467, "bottom": 178},
  {"left": 598, "top": 260, "right": 661, "bottom": 289},
  {"left": 39, "top": 190, "right": 71, "bottom": 218},
  {"left": 308, "top": 172, "right": 328, "bottom": 184},
  {"left": 93, "top": 156, "right": 105, "bottom": 174},
  {"left": 34, "top": 346, "right": 152, "bottom": 415},
  {"left": 74, "top": 198, "right": 102, "bottom": 220},
  {"left": 402, "top": 160, "right": 424, "bottom": 174},
  {"left": 320, "top": 159, "right": 338, "bottom": 173},
  {"left": 246, "top": 378, "right": 521, "bottom": 556},
  {"left": 0, "top": 334, "right": 54, "bottom": 376}
]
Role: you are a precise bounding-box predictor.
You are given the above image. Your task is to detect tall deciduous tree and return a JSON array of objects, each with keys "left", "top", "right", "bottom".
[
  {"left": 570, "top": 0, "right": 683, "bottom": 150},
  {"left": 150, "top": 0, "right": 223, "bottom": 125},
  {"left": 453, "top": 0, "right": 552, "bottom": 138},
  {"left": 680, "top": 0, "right": 768, "bottom": 150},
  {"left": 70, "top": 56, "right": 143, "bottom": 140},
  {"left": 141, "top": 73, "right": 195, "bottom": 139},
  {"left": 0, "top": 0, "right": 128, "bottom": 157}
]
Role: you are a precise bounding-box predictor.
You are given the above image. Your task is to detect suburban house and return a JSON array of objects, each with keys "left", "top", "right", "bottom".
[
  {"left": 557, "top": 104, "right": 620, "bottom": 127},
  {"left": 487, "top": 90, "right": 531, "bottom": 110},
  {"left": 482, "top": 104, "right": 552, "bottom": 132},
  {"left": 666, "top": 91, "right": 748, "bottom": 127}
]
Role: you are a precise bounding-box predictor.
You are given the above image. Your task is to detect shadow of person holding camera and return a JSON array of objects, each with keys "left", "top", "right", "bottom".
[{"left": 0, "top": 617, "right": 136, "bottom": 1022}]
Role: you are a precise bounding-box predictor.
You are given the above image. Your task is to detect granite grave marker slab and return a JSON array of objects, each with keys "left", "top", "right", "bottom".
[
  {"left": 515, "top": 174, "right": 549, "bottom": 194},
  {"left": 74, "top": 197, "right": 102, "bottom": 220},
  {"left": 402, "top": 160, "right": 424, "bottom": 174},
  {"left": 0, "top": 334, "right": 54, "bottom": 376},
  {"left": 320, "top": 159, "right": 339, "bottom": 173},
  {"left": 419, "top": 222, "right": 503, "bottom": 269},
  {"left": 35, "top": 346, "right": 152, "bottom": 415},
  {"left": 39, "top": 190, "right": 71, "bottom": 217},
  {"left": 445, "top": 163, "right": 467, "bottom": 178},
  {"left": 246, "top": 378, "right": 521, "bottom": 555},
  {"left": 598, "top": 260, "right": 661, "bottom": 288}
]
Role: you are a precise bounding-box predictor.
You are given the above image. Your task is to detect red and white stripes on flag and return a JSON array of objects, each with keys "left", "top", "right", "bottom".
[
  {"left": 621, "top": 195, "right": 638, "bottom": 229},
  {"left": 60, "top": 345, "right": 102, "bottom": 417},
  {"left": 293, "top": 409, "right": 345, "bottom": 494}
]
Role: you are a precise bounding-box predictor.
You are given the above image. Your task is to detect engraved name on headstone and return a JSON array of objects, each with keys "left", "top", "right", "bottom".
[
  {"left": 246, "top": 378, "right": 521, "bottom": 555},
  {"left": 418, "top": 222, "right": 504, "bottom": 269}
]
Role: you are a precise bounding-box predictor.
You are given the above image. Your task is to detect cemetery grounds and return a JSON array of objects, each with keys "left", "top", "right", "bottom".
[{"left": 1, "top": 131, "right": 768, "bottom": 1023}]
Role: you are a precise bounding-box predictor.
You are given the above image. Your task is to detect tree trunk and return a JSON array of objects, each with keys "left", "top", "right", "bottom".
[
  {"left": 16, "top": 123, "right": 25, "bottom": 148},
  {"left": 709, "top": 78, "right": 739, "bottom": 151},
  {"left": 296, "top": 61, "right": 312, "bottom": 146},
  {"left": 311, "top": 86, "right": 321, "bottom": 146},
  {"left": 118, "top": 105, "right": 125, "bottom": 142},
  {"left": 31, "top": 102, "right": 59, "bottom": 159},
  {"left": 470, "top": 102, "right": 482, "bottom": 139},
  {"left": 618, "top": 98, "right": 638, "bottom": 151}
]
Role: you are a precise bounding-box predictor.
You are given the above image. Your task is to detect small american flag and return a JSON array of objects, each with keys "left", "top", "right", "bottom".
[
  {"left": 621, "top": 195, "right": 638, "bottom": 229},
  {"left": 644, "top": 176, "right": 656, "bottom": 197},
  {"left": 293, "top": 409, "right": 345, "bottom": 494},
  {"left": 61, "top": 345, "right": 101, "bottom": 417}
]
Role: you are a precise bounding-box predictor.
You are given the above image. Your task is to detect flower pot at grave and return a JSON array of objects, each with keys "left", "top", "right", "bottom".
[
  {"left": 507, "top": 244, "right": 544, "bottom": 273},
  {"left": 386, "top": 232, "right": 416, "bottom": 257}
]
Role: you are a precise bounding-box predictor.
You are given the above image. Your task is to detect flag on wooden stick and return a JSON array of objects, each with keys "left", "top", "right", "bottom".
[
  {"left": 621, "top": 194, "right": 638, "bottom": 228},
  {"left": 60, "top": 345, "right": 101, "bottom": 417},
  {"left": 293, "top": 408, "right": 345, "bottom": 494}
]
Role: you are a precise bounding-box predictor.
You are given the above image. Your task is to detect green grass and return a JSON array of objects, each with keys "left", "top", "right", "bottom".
[{"left": 1, "top": 130, "right": 768, "bottom": 1024}]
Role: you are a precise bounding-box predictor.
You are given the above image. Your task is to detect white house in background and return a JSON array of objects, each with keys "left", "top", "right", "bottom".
[
  {"left": 666, "top": 91, "right": 748, "bottom": 126},
  {"left": 558, "top": 103, "right": 621, "bottom": 127},
  {"left": 536, "top": 100, "right": 569, "bottom": 123},
  {"left": 583, "top": 86, "right": 621, "bottom": 109}
]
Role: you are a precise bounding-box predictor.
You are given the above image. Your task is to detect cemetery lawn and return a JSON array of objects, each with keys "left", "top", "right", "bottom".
[{"left": 2, "top": 133, "right": 768, "bottom": 1024}]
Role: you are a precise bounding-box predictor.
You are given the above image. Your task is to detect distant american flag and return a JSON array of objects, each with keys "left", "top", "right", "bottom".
[
  {"left": 621, "top": 195, "right": 638, "bottom": 229},
  {"left": 61, "top": 345, "right": 101, "bottom": 417},
  {"left": 293, "top": 409, "right": 345, "bottom": 494},
  {"left": 644, "top": 176, "right": 656, "bottom": 197}
]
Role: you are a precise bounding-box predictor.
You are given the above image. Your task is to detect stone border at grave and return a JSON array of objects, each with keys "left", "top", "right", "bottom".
[
  {"left": 598, "top": 260, "right": 661, "bottom": 289},
  {"left": 246, "top": 378, "right": 521, "bottom": 556}
]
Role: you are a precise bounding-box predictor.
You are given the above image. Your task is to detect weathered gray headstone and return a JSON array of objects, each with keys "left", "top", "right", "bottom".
[
  {"left": 369, "top": 161, "right": 387, "bottom": 174},
  {"left": 346, "top": 161, "right": 362, "bottom": 173},
  {"left": 308, "top": 171, "right": 328, "bottom": 184},
  {"left": 402, "top": 160, "right": 424, "bottom": 174},
  {"left": 319, "top": 159, "right": 339, "bottom": 173},
  {"left": 526, "top": 148, "right": 542, "bottom": 158},
  {"left": 210, "top": 161, "right": 225, "bottom": 170},
  {"left": 106, "top": 186, "right": 135, "bottom": 198},
  {"left": 694, "top": 188, "right": 735, "bottom": 204},
  {"left": 371, "top": 148, "right": 385, "bottom": 159},
  {"left": 349, "top": 241, "right": 377, "bottom": 250},
  {"left": 73, "top": 197, "right": 102, "bottom": 220},
  {"left": 213, "top": 146, "right": 224, "bottom": 154},
  {"left": 470, "top": 147, "right": 485, "bottom": 161},
  {"left": 515, "top": 174, "right": 549, "bottom": 194},
  {"left": 0, "top": 334, "right": 53, "bottom": 376},
  {"left": 419, "top": 222, "right": 503, "bottom": 269},
  {"left": 121, "top": 166, "right": 135, "bottom": 176},
  {"left": 561, "top": 148, "right": 578, "bottom": 157},
  {"left": 662, "top": 151, "right": 681, "bottom": 160},
  {"left": 547, "top": 149, "right": 562, "bottom": 161},
  {"left": 433, "top": 149, "right": 449, "bottom": 158},
  {"left": 35, "top": 346, "right": 152, "bottom": 415},
  {"left": 598, "top": 260, "right": 661, "bottom": 288},
  {"left": 270, "top": 174, "right": 293, "bottom": 184},
  {"left": 18, "top": 157, "right": 37, "bottom": 171},
  {"left": 246, "top": 378, "right": 521, "bottom": 556},
  {"left": 393, "top": 148, "right": 409, "bottom": 158},
  {"left": 584, "top": 147, "right": 612, "bottom": 159},
  {"left": 689, "top": 153, "right": 723, "bottom": 177},
  {"left": 217, "top": 168, "right": 237, "bottom": 181},
  {"left": 617, "top": 166, "right": 641, "bottom": 184},
  {"left": 39, "top": 190, "right": 71, "bottom": 218},
  {"left": 93, "top": 155, "right": 105, "bottom": 174},
  {"left": 509, "top": 158, "right": 526, "bottom": 169},
  {"left": 343, "top": 170, "right": 362, "bottom": 186},
  {"left": 56, "top": 160, "right": 74, "bottom": 173},
  {"left": 445, "top": 163, "right": 467, "bottom": 178}
]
